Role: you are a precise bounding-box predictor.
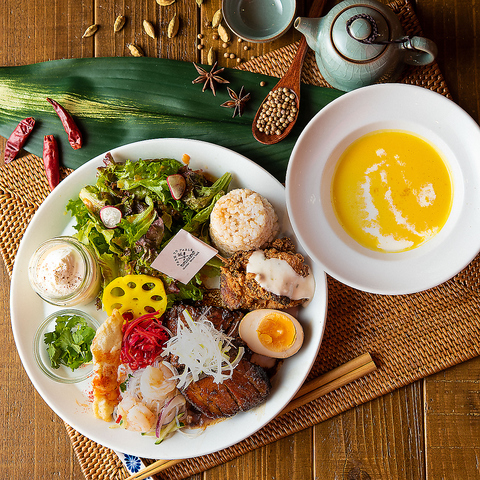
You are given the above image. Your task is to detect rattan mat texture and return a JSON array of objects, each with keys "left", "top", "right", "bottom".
[{"left": 1, "top": 0, "right": 477, "bottom": 479}]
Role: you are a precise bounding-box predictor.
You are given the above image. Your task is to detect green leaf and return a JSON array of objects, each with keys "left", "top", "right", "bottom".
[
  {"left": 43, "top": 314, "right": 96, "bottom": 371},
  {"left": 0, "top": 57, "right": 343, "bottom": 182}
]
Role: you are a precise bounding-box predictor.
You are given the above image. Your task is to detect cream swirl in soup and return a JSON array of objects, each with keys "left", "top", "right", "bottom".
[{"left": 331, "top": 130, "right": 453, "bottom": 253}]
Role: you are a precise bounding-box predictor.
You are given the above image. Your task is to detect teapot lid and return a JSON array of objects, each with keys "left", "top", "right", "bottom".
[{"left": 331, "top": 6, "right": 390, "bottom": 61}]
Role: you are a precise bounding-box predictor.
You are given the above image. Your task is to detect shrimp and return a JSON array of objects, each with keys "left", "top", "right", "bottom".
[
  {"left": 91, "top": 309, "right": 124, "bottom": 422},
  {"left": 114, "top": 362, "right": 179, "bottom": 432},
  {"left": 116, "top": 395, "right": 156, "bottom": 433},
  {"left": 139, "top": 363, "right": 177, "bottom": 403}
]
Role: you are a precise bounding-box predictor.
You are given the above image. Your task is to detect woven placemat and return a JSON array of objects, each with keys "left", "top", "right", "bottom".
[
  {"left": 2, "top": 1, "right": 477, "bottom": 479},
  {"left": 237, "top": 0, "right": 451, "bottom": 98}
]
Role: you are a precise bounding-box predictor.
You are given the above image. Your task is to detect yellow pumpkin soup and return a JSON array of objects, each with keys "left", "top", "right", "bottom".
[{"left": 331, "top": 130, "right": 453, "bottom": 252}]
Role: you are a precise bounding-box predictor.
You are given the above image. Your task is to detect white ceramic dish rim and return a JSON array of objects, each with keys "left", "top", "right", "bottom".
[
  {"left": 10, "top": 138, "right": 328, "bottom": 459},
  {"left": 286, "top": 83, "right": 480, "bottom": 295}
]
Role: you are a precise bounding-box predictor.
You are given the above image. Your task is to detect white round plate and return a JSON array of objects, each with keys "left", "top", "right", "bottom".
[
  {"left": 286, "top": 84, "right": 480, "bottom": 295},
  {"left": 11, "top": 138, "right": 327, "bottom": 459}
]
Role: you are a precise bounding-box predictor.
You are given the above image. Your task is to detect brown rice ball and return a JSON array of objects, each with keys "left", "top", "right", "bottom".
[{"left": 210, "top": 188, "right": 279, "bottom": 256}]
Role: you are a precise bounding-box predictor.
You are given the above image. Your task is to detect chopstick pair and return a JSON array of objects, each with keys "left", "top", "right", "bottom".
[{"left": 124, "top": 352, "right": 377, "bottom": 480}]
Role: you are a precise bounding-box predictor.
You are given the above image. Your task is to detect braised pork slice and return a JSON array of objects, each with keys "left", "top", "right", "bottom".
[
  {"left": 164, "top": 303, "right": 244, "bottom": 371},
  {"left": 164, "top": 302, "right": 244, "bottom": 338},
  {"left": 164, "top": 303, "right": 271, "bottom": 419},
  {"left": 183, "top": 358, "right": 271, "bottom": 419},
  {"left": 220, "top": 237, "right": 311, "bottom": 310},
  {"left": 183, "top": 376, "right": 239, "bottom": 418}
]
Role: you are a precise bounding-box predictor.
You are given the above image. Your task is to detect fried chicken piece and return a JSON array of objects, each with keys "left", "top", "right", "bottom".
[
  {"left": 220, "top": 237, "right": 312, "bottom": 310},
  {"left": 90, "top": 309, "right": 124, "bottom": 422}
]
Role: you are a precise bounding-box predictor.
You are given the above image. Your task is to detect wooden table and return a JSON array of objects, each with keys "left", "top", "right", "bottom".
[{"left": 1, "top": 0, "right": 479, "bottom": 479}]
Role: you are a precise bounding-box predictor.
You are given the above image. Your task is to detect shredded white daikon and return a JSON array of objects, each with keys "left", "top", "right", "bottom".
[{"left": 162, "top": 309, "right": 244, "bottom": 389}]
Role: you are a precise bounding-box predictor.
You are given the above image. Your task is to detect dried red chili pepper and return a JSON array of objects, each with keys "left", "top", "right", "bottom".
[
  {"left": 3, "top": 117, "right": 36, "bottom": 164},
  {"left": 43, "top": 135, "right": 60, "bottom": 191},
  {"left": 46, "top": 97, "right": 83, "bottom": 150}
]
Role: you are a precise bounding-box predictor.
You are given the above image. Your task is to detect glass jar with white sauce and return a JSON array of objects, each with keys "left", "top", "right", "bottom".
[{"left": 28, "top": 236, "right": 101, "bottom": 307}]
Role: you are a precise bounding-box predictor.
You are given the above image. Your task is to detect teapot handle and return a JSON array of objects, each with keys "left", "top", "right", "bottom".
[{"left": 402, "top": 36, "right": 438, "bottom": 66}]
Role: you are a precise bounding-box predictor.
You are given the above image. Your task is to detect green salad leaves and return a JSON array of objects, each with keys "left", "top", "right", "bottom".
[
  {"left": 44, "top": 314, "right": 96, "bottom": 371},
  {"left": 66, "top": 155, "right": 231, "bottom": 305}
]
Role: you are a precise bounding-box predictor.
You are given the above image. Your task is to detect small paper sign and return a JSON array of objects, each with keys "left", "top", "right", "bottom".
[{"left": 151, "top": 229, "right": 218, "bottom": 284}]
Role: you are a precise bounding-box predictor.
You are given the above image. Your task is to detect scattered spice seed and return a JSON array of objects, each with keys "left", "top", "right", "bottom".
[
  {"left": 260, "top": 81, "right": 266, "bottom": 86},
  {"left": 256, "top": 87, "right": 298, "bottom": 136},
  {"left": 212, "top": 34, "right": 219, "bottom": 40},
  {"left": 82, "top": 24, "right": 98, "bottom": 38},
  {"left": 143, "top": 20, "right": 156, "bottom": 38},
  {"left": 243, "top": 45, "right": 249, "bottom": 51},
  {"left": 237, "top": 38, "right": 243, "bottom": 43},
  {"left": 222, "top": 42, "right": 228, "bottom": 48},
  {"left": 3, "top": 117, "right": 35, "bottom": 164},
  {"left": 114, "top": 15, "right": 126, "bottom": 32},
  {"left": 207, "top": 47, "right": 215, "bottom": 65},
  {"left": 229, "top": 53, "right": 235, "bottom": 59},
  {"left": 192, "top": 61, "right": 229, "bottom": 96},
  {"left": 197, "top": 44, "right": 204, "bottom": 50},
  {"left": 221, "top": 86, "right": 251, "bottom": 118},
  {"left": 197, "top": 33, "right": 204, "bottom": 39},
  {"left": 168, "top": 14, "right": 180, "bottom": 38},
  {"left": 236, "top": 58, "right": 242, "bottom": 64},
  {"left": 128, "top": 44, "right": 144, "bottom": 57},
  {"left": 223, "top": 52, "right": 229, "bottom": 58},
  {"left": 218, "top": 24, "right": 230, "bottom": 43},
  {"left": 212, "top": 9, "right": 222, "bottom": 28},
  {"left": 43, "top": 135, "right": 60, "bottom": 191},
  {"left": 46, "top": 97, "right": 83, "bottom": 150}
]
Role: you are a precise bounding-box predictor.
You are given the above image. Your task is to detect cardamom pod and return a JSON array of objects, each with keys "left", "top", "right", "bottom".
[
  {"left": 156, "top": 0, "right": 176, "bottom": 5},
  {"left": 114, "top": 15, "right": 126, "bottom": 32},
  {"left": 196, "top": 0, "right": 203, "bottom": 6},
  {"left": 82, "top": 24, "right": 99, "bottom": 38},
  {"left": 168, "top": 14, "right": 180, "bottom": 38},
  {"left": 207, "top": 47, "right": 215, "bottom": 65},
  {"left": 212, "top": 9, "right": 222, "bottom": 28},
  {"left": 143, "top": 20, "right": 156, "bottom": 38},
  {"left": 128, "top": 44, "right": 144, "bottom": 57},
  {"left": 217, "top": 24, "right": 230, "bottom": 43}
]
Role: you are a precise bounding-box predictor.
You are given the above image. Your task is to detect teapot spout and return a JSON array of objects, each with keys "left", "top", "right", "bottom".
[{"left": 294, "top": 17, "right": 323, "bottom": 53}]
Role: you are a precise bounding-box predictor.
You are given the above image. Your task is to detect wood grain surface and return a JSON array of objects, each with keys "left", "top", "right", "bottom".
[{"left": 0, "top": 0, "right": 479, "bottom": 479}]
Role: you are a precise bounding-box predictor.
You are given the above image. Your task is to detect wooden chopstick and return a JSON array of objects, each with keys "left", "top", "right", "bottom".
[
  {"left": 279, "top": 352, "right": 376, "bottom": 416},
  {"left": 124, "top": 459, "right": 183, "bottom": 480},
  {"left": 124, "top": 352, "right": 377, "bottom": 480}
]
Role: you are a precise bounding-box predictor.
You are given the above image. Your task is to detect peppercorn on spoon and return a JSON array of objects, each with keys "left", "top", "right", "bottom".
[{"left": 252, "top": 0, "right": 327, "bottom": 145}]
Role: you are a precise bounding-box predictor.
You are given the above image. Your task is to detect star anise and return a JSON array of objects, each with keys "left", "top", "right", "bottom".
[
  {"left": 192, "top": 61, "right": 229, "bottom": 96},
  {"left": 220, "top": 86, "right": 251, "bottom": 118}
]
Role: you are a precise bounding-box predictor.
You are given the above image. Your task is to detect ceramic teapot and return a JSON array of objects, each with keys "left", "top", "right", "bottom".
[{"left": 294, "top": 0, "right": 437, "bottom": 92}]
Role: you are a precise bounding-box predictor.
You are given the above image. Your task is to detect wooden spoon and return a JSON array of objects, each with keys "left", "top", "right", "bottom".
[{"left": 252, "top": 0, "right": 327, "bottom": 145}]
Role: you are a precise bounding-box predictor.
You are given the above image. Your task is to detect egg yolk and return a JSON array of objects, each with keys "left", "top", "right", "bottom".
[
  {"left": 331, "top": 130, "right": 453, "bottom": 252},
  {"left": 256, "top": 312, "right": 296, "bottom": 353}
]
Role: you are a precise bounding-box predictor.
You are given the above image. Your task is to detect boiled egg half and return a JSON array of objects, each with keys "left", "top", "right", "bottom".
[{"left": 239, "top": 309, "right": 304, "bottom": 359}]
